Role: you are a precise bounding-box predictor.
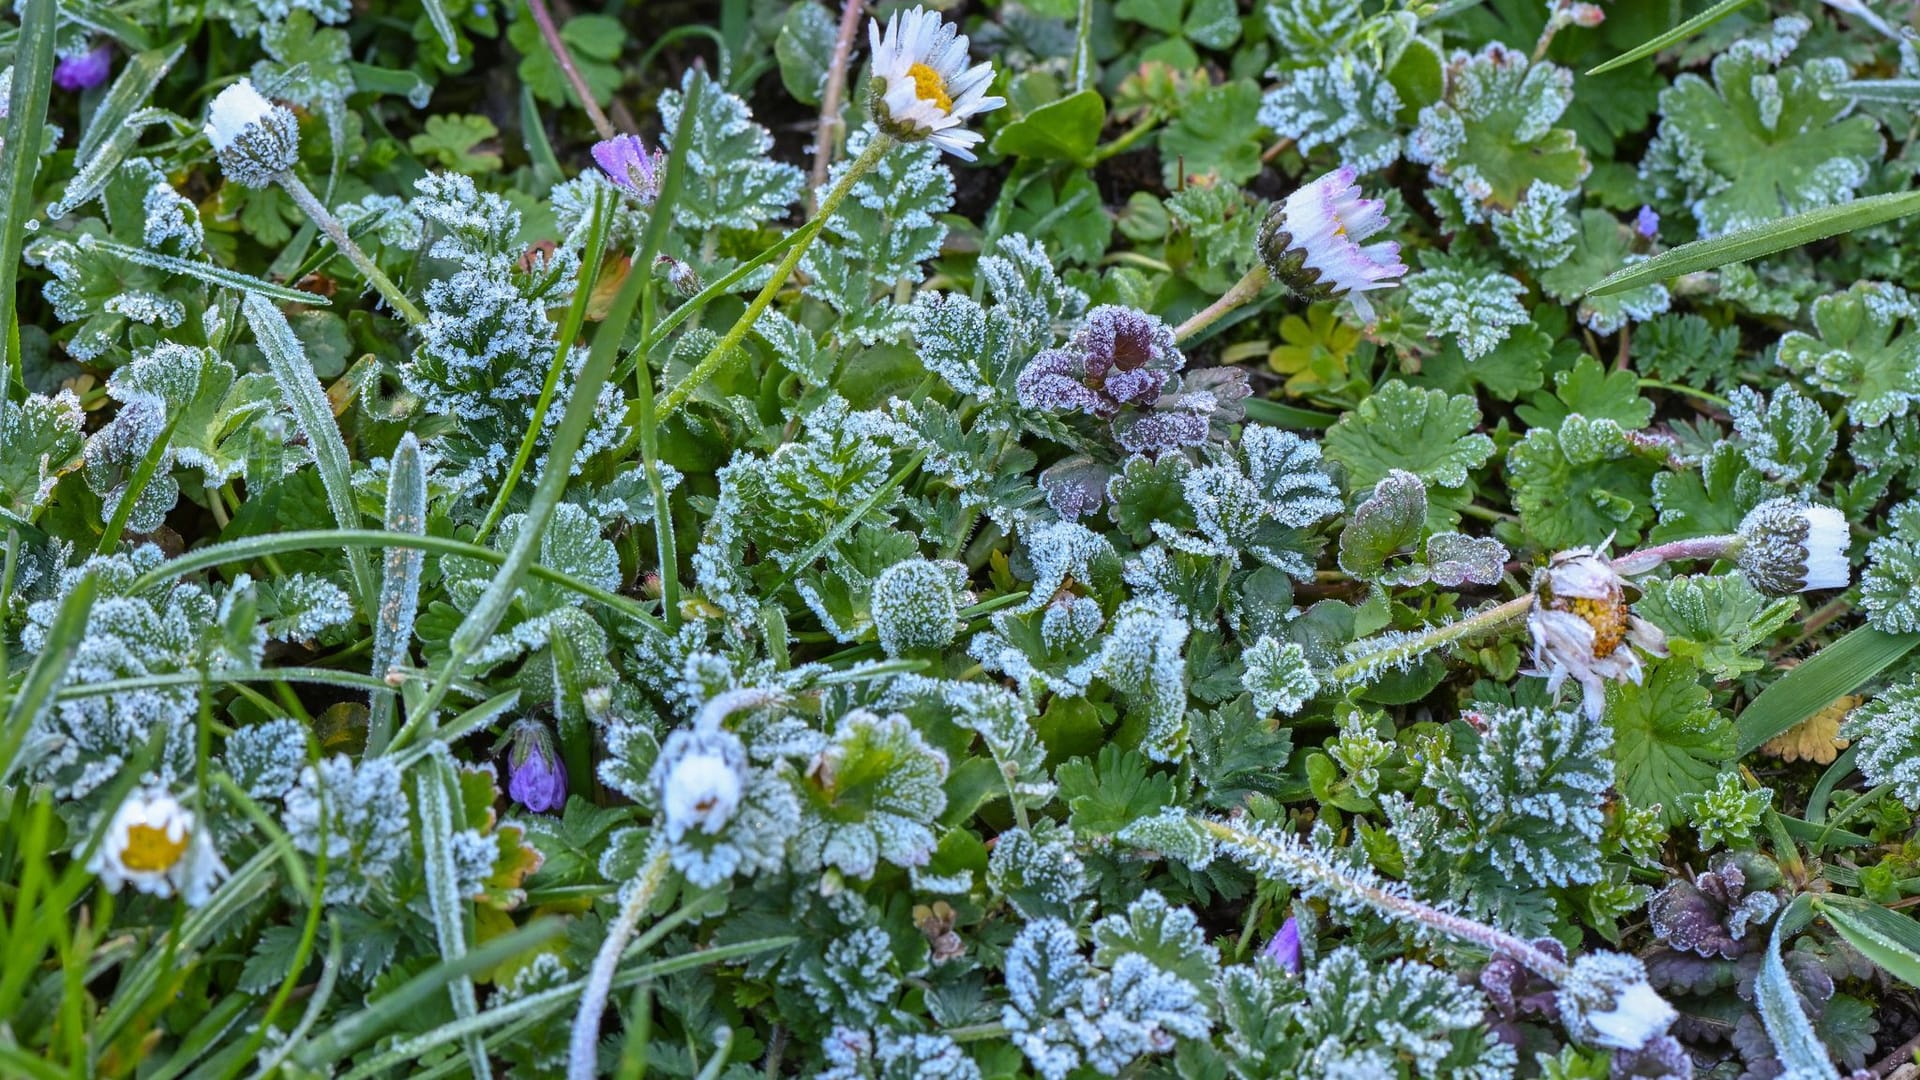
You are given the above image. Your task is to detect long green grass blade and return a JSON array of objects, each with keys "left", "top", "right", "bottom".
[
  {"left": 369, "top": 433, "right": 427, "bottom": 752},
  {"left": 1818, "top": 897, "right": 1920, "bottom": 987},
  {"left": 83, "top": 235, "right": 329, "bottom": 305},
  {"left": 1586, "top": 0, "right": 1752, "bottom": 74},
  {"left": 1754, "top": 894, "right": 1839, "bottom": 1078},
  {"left": 1735, "top": 626, "right": 1920, "bottom": 754},
  {"left": 417, "top": 752, "right": 490, "bottom": 1079},
  {"left": 1588, "top": 191, "right": 1920, "bottom": 297},
  {"left": 0, "top": 0, "right": 59, "bottom": 396},
  {"left": 1835, "top": 79, "right": 1920, "bottom": 104},
  {"left": 0, "top": 573, "right": 97, "bottom": 784},
  {"left": 77, "top": 40, "right": 186, "bottom": 161}
]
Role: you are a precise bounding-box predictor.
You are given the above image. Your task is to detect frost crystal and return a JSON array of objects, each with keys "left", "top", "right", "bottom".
[
  {"left": 791, "top": 710, "right": 947, "bottom": 879},
  {"left": 1243, "top": 635, "right": 1320, "bottom": 717},
  {"left": 870, "top": 558, "right": 971, "bottom": 656},
  {"left": 224, "top": 718, "right": 309, "bottom": 801},
  {"left": 1842, "top": 677, "right": 1920, "bottom": 808},
  {"left": 1404, "top": 253, "right": 1531, "bottom": 360},
  {"left": 284, "top": 754, "right": 411, "bottom": 904}
]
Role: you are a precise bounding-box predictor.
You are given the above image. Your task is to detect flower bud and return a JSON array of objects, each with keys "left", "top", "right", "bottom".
[
  {"left": 205, "top": 79, "right": 300, "bottom": 187},
  {"left": 654, "top": 254, "right": 702, "bottom": 297},
  {"left": 505, "top": 718, "right": 567, "bottom": 813},
  {"left": 1736, "top": 498, "right": 1850, "bottom": 595},
  {"left": 1261, "top": 916, "right": 1303, "bottom": 974},
  {"left": 54, "top": 44, "right": 113, "bottom": 92},
  {"left": 1557, "top": 951, "right": 1677, "bottom": 1051},
  {"left": 1258, "top": 167, "right": 1407, "bottom": 323}
]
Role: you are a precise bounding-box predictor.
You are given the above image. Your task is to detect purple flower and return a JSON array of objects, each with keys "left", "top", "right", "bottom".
[
  {"left": 54, "top": 44, "right": 113, "bottom": 92},
  {"left": 591, "top": 134, "right": 665, "bottom": 203},
  {"left": 1633, "top": 205, "right": 1660, "bottom": 240},
  {"left": 1258, "top": 167, "right": 1407, "bottom": 323},
  {"left": 505, "top": 719, "right": 567, "bottom": 813},
  {"left": 1261, "top": 916, "right": 1302, "bottom": 974}
]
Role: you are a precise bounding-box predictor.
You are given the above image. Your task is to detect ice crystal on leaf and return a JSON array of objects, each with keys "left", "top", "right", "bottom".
[
  {"left": 1403, "top": 252, "right": 1531, "bottom": 361},
  {"left": 1507, "top": 415, "right": 1663, "bottom": 549},
  {"left": 1177, "top": 425, "right": 1342, "bottom": 577},
  {"left": 1243, "top": 635, "right": 1320, "bottom": 718},
  {"left": 870, "top": 558, "right": 971, "bottom": 656},
  {"left": 1777, "top": 281, "right": 1920, "bottom": 428},
  {"left": 1863, "top": 499, "right": 1920, "bottom": 633},
  {"left": 820, "top": 1027, "right": 981, "bottom": 1080},
  {"left": 659, "top": 68, "right": 805, "bottom": 232},
  {"left": 1841, "top": 677, "right": 1920, "bottom": 808},
  {"left": 790, "top": 710, "right": 948, "bottom": 879},
  {"left": 283, "top": 754, "right": 411, "bottom": 904},
  {"left": 0, "top": 390, "right": 84, "bottom": 521},
  {"left": 1258, "top": 59, "right": 1404, "bottom": 174},
  {"left": 1728, "top": 385, "right": 1835, "bottom": 489},
  {"left": 801, "top": 135, "right": 953, "bottom": 345},
  {"left": 1642, "top": 16, "right": 1881, "bottom": 237},
  {"left": 1684, "top": 772, "right": 1772, "bottom": 850},
  {"left": 989, "top": 823, "right": 1090, "bottom": 922},
  {"left": 1407, "top": 43, "right": 1589, "bottom": 224},
  {"left": 224, "top": 718, "right": 309, "bottom": 801},
  {"left": 1491, "top": 182, "right": 1578, "bottom": 269}
]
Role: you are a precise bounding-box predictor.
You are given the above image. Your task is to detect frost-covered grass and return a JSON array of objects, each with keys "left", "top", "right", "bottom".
[{"left": 6, "top": 0, "right": 1920, "bottom": 1076}]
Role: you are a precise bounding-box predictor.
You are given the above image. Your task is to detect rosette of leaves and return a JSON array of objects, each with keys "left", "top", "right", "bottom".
[
  {"left": 790, "top": 710, "right": 948, "bottom": 880},
  {"left": 1000, "top": 902, "right": 1214, "bottom": 1079},
  {"left": 1383, "top": 704, "right": 1612, "bottom": 934},
  {"left": 1406, "top": 43, "right": 1589, "bottom": 225},
  {"left": 283, "top": 754, "right": 414, "bottom": 907},
  {"left": 1640, "top": 15, "right": 1882, "bottom": 238},
  {"left": 1777, "top": 281, "right": 1920, "bottom": 428},
  {"left": 1216, "top": 947, "right": 1517, "bottom": 1078}
]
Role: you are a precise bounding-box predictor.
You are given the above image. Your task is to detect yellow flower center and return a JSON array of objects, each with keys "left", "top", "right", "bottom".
[
  {"left": 1559, "top": 595, "right": 1628, "bottom": 658},
  {"left": 907, "top": 62, "right": 953, "bottom": 114},
  {"left": 122, "top": 822, "right": 189, "bottom": 873}
]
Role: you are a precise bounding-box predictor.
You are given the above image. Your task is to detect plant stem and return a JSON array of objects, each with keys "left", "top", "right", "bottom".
[
  {"left": 1328, "top": 594, "right": 1535, "bottom": 686},
  {"left": 1072, "top": 0, "right": 1094, "bottom": 91},
  {"left": 658, "top": 133, "right": 894, "bottom": 418},
  {"left": 569, "top": 850, "right": 670, "bottom": 1080},
  {"left": 526, "top": 0, "right": 615, "bottom": 141},
  {"left": 1173, "top": 264, "right": 1271, "bottom": 343},
  {"left": 1609, "top": 534, "right": 1739, "bottom": 577},
  {"left": 808, "top": 0, "right": 867, "bottom": 207},
  {"left": 278, "top": 173, "right": 426, "bottom": 327},
  {"left": 1199, "top": 817, "right": 1573, "bottom": 982}
]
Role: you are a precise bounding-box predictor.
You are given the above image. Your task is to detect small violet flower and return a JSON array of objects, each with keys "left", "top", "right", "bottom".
[
  {"left": 591, "top": 134, "right": 665, "bottom": 204},
  {"left": 1633, "top": 205, "right": 1660, "bottom": 240},
  {"left": 1258, "top": 167, "right": 1407, "bottom": 323},
  {"left": 505, "top": 718, "right": 567, "bottom": 813},
  {"left": 1261, "top": 916, "right": 1303, "bottom": 974},
  {"left": 54, "top": 43, "right": 113, "bottom": 92}
]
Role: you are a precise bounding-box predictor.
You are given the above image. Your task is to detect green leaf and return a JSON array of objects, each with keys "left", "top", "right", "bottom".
[
  {"left": 408, "top": 114, "right": 503, "bottom": 174},
  {"left": 1754, "top": 895, "right": 1841, "bottom": 1079},
  {"left": 1651, "top": 441, "right": 1777, "bottom": 542},
  {"left": 1735, "top": 625, "right": 1920, "bottom": 754},
  {"left": 0, "top": 391, "right": 84, "bottom": 520},
  {"left": 1606, "top": 658, "right": 1734, "bottom": 825},
  {"left": 1324, "top": 380, "right": 1494, "bottom": 494},
  {"left": 0, "top": 0, "right": 58, "bottom": 390},
  {"left": 1507, "top": 414, "right": 1662, "bottom": 549},
  {"left": 1586, "top": 191, "right": 1920, "bottom": 297},
  {"left": 1517, "top": 356, "right": 1654, "bottom": 431},
  {"left": 1338, "top": 470, "right": 1430, "bottom": 586},
  {"left": 510, "top": 10, "right": 624, "bottom": 108},
  {"left": 1777, "top": 282, "right": 1920, "bottom": 428},
  {"left": 1866, "top": 501, "right": 1920, "bottom": 634},
  {"left": 1536, "top": 211, "right": 1670, "bottom": 334},
  {"left": 1058, "top": 745, "right": 1174, "bottom": 837},
  {"left": 992, "top": 90, "right": 1107, "bottom": 166},
  {"left": 1820, "top": 897, "right": 1920, "bottom": 988},
  {"left": 775, "top": 1, "right": 836, "bottom": 106},
  {"left": 1635, "top": 575, "right": 1798, "bottom": 681},
  {"left": 1159, "top": 78, "right": 1265, "bottom": 186}
]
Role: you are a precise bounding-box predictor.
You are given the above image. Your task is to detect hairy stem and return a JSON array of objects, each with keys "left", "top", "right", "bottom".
[
  {"left": 526, "top": 0, "right": 615, "bottom": 141},
  {"left": 568, "top": 850, "right": 670, "bottom": 1080},
  {"left": 278, "top": 173, "right": 426, "bottom": 327},
  {"left": 1328, "top": 594, "right": 1535, "bottom": 686},
  {"left": 1609, "top": 534, "right": 1740, "bottom": 577},
  {"left": 659, "top": 133, "right": 894, "bottom": 418},
  {"left": 1173, "top": 264, "right": 1271, "bottom": 343},
  {"left": 807, "top": 0, "right": 867, "bottom": 207}
]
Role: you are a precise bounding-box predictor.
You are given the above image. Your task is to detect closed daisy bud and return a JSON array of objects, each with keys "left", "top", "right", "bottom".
[
  {"left": 655, "top": 728, "right": 748, "bottom": 840},
  {"left": 1527, "top": 546, "right": 1667, "bottom": 721},
  {"left": 654, "top": 253, "right": 702, "bottom": 297},
  {"left": 591, "top": 134, "right": 666, "bottom": 203},
  {"left": 1557, "top": 952, "right": 1677, "bottom": 1051},
  {"left": 86, "top": 788, "right": 228, "bottom": 906},
  {"left": 1257, "top": 167, "right": 1408, "bottom": 322},
  {"left": 866, "top": 6, "right": 1005, "bottom": 160},
  {"left": 205, "top": 78, "right": 300, "bottom": 187},
  {"left": 1736, "top": 498, "right": 1851, "bottom": 595}
]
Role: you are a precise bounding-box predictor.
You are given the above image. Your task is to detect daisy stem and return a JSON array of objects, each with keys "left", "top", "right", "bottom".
[
  {"left": 1173, "top": 264, "right": 1271, "bottom": 344},
  {"left": 1198, "top": 817, "right": 1574, "bottom": 982},
  {"left": 658, "top": 132, "right": 894, "bottom": 419},
  {"left": 278, "top": 173, "right": 426, "bottom": 328},
  {"left": 1327, "top": 594, "right": 1536, "bottom": 686},
  {"left": 568, "top": 848, "right": 671, "bottom": 1080},
  {"left": 1072, "top": 0, "right": 1095, "bottom": 91},
  {"left": 1609, "top": 534, "right": 1739, "bottom": 577},
  {"left": 807, "top": 0, "right": 868, "bottom": 207},
  {"left": 526, "top": 0, "right": 616, "bottom": 141}
]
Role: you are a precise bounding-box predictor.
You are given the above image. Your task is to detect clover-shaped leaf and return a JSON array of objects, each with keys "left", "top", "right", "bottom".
[
  {"left": 1777, "top": 282, "right": 1920, "bottom": 428},
  {"left": 1507, "top": 414, "right": 1662, "bottom": 549}
]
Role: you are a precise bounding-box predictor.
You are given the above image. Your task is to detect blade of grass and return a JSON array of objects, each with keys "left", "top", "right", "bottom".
[
  {"left": 291, "top": 917, "right": 565, "bottom": 1067},
  {"left": 0, "top": 573, "right": 97, "bottom": 784},
  {"left": 369, "top": 433, "right": 427, "bottom": 753},
  {"left": 1735, "top": 626, "right": 1920, "bottom": 754},
  {"left": 0, "top": 0, "right": 58, "bottom": 398},
  {"left": 76, "top": 40, "right": 186, "bottom": 161},
  {"left": 417, "top": 753, "right": 490, "bottom": 1079},
  {"left": 1587, "top": 191, "right": 1920, "bottom": 297},
  {"left": 80, "top": 235, "right": 329, "bottom": 305},
  {"left": 1587, "top": 0, "right": 1752, "bottom": 74}
]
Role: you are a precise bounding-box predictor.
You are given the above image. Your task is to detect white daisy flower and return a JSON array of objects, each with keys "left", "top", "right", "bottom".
[
  {"left": 204, "top": 78, "right": 300, "bottom": 187},
  {"left": 1527, "top": 545, "right": 1667, "bottom": 721},
  {"left": 1258, "top": 166, "right": 1408, "bottom": 322},
  {"left": 1736, "top": 498, "right": 1851, "bottom": 595},
  {"left": 866, "top": 6, "right": 1005, "bottom": 160},
  {"left": 86, "top": 787, "right": 228, "bottom": 906}
]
